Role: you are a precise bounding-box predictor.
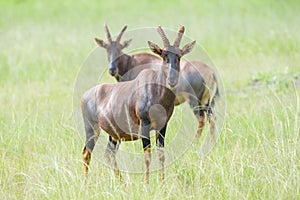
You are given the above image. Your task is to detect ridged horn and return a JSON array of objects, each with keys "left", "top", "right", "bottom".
[
  {"left": 173, "top": 26, "right": 185, "bottom": 47},
  {"left": 104, "top": 24, "right": 112, "bottom": 43},
  {"left": 157, "top": 26, "right": 170, "bottom": 47},
  {"left": 116, "top": 25, "right": 127, "bottom": 43}
]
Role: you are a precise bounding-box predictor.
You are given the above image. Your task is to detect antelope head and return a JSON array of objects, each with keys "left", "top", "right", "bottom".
[
  {"left": 95, "top": 24, "right": 132, "bottom": 76},
  {"left": 148, "top": 26, "right": 196, "bottom": 88}
]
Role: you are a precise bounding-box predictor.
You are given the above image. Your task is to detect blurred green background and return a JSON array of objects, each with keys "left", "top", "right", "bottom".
[{"left": 0, "top": 0, "right": 299, "bottom": 199}]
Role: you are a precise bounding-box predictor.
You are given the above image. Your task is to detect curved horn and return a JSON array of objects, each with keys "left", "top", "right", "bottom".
[
  {"left": 104, "top": 24, "right": 112, "bottom": 43},
  {"left": 116, "top": 25, "right": 127, "bottom": 43},
  {"left": 157, "top": 26, "right": 170, "bottom": 47},
  {"left": 173, "top": 26, "right": 185, "bottom": 47}
]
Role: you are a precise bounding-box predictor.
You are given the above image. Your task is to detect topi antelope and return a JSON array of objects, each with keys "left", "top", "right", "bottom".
[
  {"left": 95, "top": 25, "right": 219, "bottom": 140},
  {"left": 95, "top": 24, "right": 161, "bottom": 81},
  {"left": 82, "top": 28, "right": 196, "bottom": 184}
]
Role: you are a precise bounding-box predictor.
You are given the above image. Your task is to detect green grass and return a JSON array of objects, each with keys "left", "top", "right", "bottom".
[{"left": 1, "top": 0, "right": 300, "bottom": 199}]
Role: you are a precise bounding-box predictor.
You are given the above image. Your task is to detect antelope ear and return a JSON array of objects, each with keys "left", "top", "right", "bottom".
[
  {"left": 148, "top": 41, "right": 162, "bottom": 55},
  {"left": 121, "top": 38, "right": 132, "bottom": 49},
  {"left": 95, "top": 38, "right": 107, "bottom": 48},
  {"left": 181, "top": 40, "right": 196, "bottom": 55}
]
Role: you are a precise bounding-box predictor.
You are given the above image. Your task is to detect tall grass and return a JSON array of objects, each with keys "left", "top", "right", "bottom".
[{"left": 0, "top": 0, "right": 299, "bottom": 199}]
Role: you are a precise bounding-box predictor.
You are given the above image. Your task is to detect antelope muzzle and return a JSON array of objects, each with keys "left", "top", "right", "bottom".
[{"left": 167, "top": 67, "right": 179, "bottom": 88}]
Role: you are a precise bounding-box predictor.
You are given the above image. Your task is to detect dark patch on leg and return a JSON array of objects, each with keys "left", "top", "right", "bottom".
[
  {"left": 141, "top": 119, "right": 151, "bottom": 150},
  {"left": 141, "top": 119, "right": 151, "bottom": 184},
  {"left": 106, "top": 136, "right": 119, "bottom": 153},
  {"left": 156, "top": 124, "right": 166, "bottom": 148},
  {"left": 82, "top": 119, "right": 98, "bottom": 184}
]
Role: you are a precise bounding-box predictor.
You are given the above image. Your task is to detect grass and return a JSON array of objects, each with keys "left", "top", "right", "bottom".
[{"left": 0, "top": 0, "right": 300, "bottom": 199}]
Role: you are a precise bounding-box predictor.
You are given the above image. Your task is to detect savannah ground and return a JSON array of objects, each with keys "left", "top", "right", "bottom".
[{"left": 0, "top": 0, "right": 299, "bottom": 199}]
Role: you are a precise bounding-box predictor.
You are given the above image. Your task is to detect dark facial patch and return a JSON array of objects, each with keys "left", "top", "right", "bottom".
[
  {"left": 106, "top": 42, "right": 122, "bottom": 75},
  {"left": 160, "top": 47, "right": 182, "bottom": 88}
]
